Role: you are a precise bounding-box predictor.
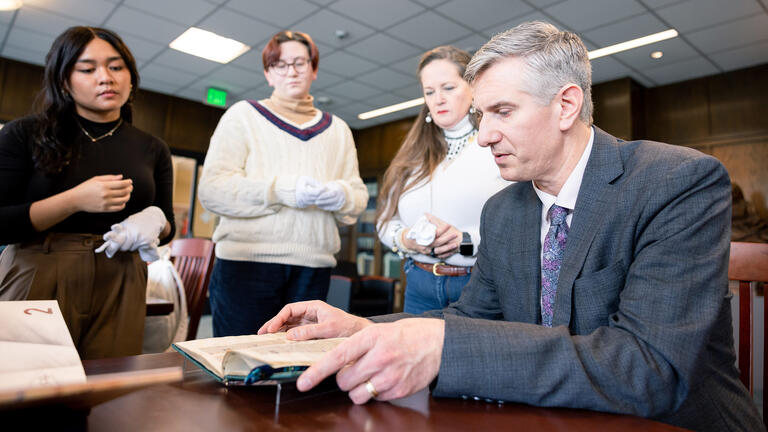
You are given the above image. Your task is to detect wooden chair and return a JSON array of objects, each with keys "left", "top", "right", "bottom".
[
  {"left": 730, "top": 241, "right": 768, "bottom": 424},
  {"left": 350, "top": 275, "right": 396, "bottom": 317},
  {"left": 327, "top": 275, "right": 353, "bottom": 312},
  {"left": 169, "top": 238, "right": 215, "bottom": 340}
]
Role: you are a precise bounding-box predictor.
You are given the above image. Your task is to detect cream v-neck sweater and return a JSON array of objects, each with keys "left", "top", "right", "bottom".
[{"left": 199, "top": 100, "right": 368, "bottom": 267}]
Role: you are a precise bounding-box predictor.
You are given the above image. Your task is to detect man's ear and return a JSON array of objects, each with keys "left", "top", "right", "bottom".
[{"left": 557, "top": 84, "right": 583, "bottom": 131}]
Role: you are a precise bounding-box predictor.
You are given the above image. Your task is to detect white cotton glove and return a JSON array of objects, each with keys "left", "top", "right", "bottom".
[
  {"left": 406, "top": 215, "right": 437, "bottom": 246},
  {"left": 295, "top": 176, "right": 323, "bottom": 209},
  {"left": 95, "top": 206, "right": 166, "bottom": 262},
  {"left": 315, "top": 181, "right": 346, "bottom": 212}
]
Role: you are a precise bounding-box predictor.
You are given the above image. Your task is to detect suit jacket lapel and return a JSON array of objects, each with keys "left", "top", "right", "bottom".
[{"left": 553, "top": 127, "right": 624, "bottom": 328}]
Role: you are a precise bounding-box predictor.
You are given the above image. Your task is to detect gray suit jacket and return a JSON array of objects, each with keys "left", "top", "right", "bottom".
[{"left": 380, "top": 127, "right": 763, "bottom": 431}]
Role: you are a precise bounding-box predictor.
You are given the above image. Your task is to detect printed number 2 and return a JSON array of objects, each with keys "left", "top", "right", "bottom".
[{"left": 24, "top": 307, "right": 53, "bottom": 315}]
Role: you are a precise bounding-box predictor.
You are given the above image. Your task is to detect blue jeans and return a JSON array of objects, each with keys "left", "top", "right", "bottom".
[
  {"left": 403, "top": 259, "right": 472, "bottom": 314},
  {"left": 209, "top": 258, "right": 330, "bottom": 337}
]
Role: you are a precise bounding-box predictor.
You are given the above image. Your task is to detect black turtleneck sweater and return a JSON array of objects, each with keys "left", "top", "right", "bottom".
[{"left": 0, "top": 114, "right": 175, "bottom": 245}]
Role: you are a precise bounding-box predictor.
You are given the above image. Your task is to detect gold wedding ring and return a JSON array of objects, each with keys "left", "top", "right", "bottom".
[{"left": 365, "top": 380, "right": 379, "bottom": 398}]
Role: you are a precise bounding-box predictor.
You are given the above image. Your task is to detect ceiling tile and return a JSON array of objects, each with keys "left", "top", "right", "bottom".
[
  {"left": 14, "top": 7, "right": 86, "bottom": 37},
  {"left": 119, "top": 34, "right": 166, "bottom": 63},
  {"left": 448, "top": 33, "right": 491, "bottom": 54},
  {"left": 231, "top": 49, "right": 264, "bottom": 72},
  {"left": 140, "top": 62, "right": 200, "bottom": 88},
  {"left": 355, "top": 68, "right": 414, "bottom": 91},
  {"left": 345, "top": 33, "right": 421, "bottom": 64},
  {"left": 544, "top": 0, "right": 645, "bottom": 32},
  {"left": 1, "top": 44, "right": 47, "bottom": 66},
  {"left": 386, "top": 11, "right": 472, "bottom": 50},
  {"left": 394, "top": 82, "right": 423, "bottom": 99},
  {"left": 23, "top": 0, "right": 114, "bottom": 24},
  {"left": 641, "top": 0, "right": 685, "bottom": 8},
  {"left": 183, "top": 81, "right": 246, "bottom": 103},
  {"left": 590, "top": 55, "right": 633, "bottom": 84},
  {"left": 204, "top": 64, "right": 263, "bottom": 89},
  {"left": 4, "top": 27, "right": 55, "bottom": 55},
  {"left": 173, "top": 86, "right": 208, "bottom": 103},
  {"left": 390, "top": 54, "right": 422, "bottom": 76},
  {"left": 312, "top": 70, "right": 346, "bottom": 91},
  {"left": 197, "top": 8, "right": 279, "bottom": 46},
  {"left": 226, "top": 0, "right": 319, "bottom": 27},
  {"left": 314, "top": 92, "right": 355, "bottom": 111},
  {"left": 686, "top": 14, "right": 768, "bottom": 54},
  {"left": 709, "top": 40, "right": 768, "bottom": 72},
  {"left": 153, "top": 49, "right": 221, "bottom": 75},
  {"left": 365, "top": 92, "right": 414, "bottom": 109},
  {"left": 105, "top": 6, "right": 188, "bottom": 45},
  {"left": 291, "top": 9, "right": 376, "bottom": 49},
  {"left": 482, "top": 11, "right": 555, "bottom": 38},
  {"left": 642, "top": 56, "right": 719, "bottom": 85},
  {"left": 325, "top": 80, "right": 382, "bottom": 101},
  {"left": 320, "top": 50, "right": 378, "bottom": 77},
  {"left": 123, "top": 0, "right": 216, "bottom": 26},
  {"left": 612, "top": 37, "right": 699, "bottom": 72},
  {"left": 525, "top": 0, "right": 566, "bottom": 7},
  {"left": 654, "top": 0, "right": 762, "bottom": 33},
  {"left": 411, "top": 0, "right": 450, "bottom": 7},
  {"left": 0, "top": 10, "right": 15, "bottom": 25},
  {"left": 138, "top": 77, "right": 184, "bottom": 95},
  {"left": 435, "top": 0, "right": 533, "bottom": 32},
  {"left": 329, "top": 0, "right": 425, "bottom": 30},
  {"left": 235, "top": 86, "right": 272, "bottom": 103},
  {"left": 581, "top": 13, "right": 668, "bottom": 47}
]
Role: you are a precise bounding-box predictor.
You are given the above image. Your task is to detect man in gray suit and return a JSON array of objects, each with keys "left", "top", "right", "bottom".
[{"left": 259, "top": 22, "right": 763, "bottom": 431}]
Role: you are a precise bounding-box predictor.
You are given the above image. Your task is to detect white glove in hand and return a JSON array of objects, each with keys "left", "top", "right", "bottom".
[
  {"left": 295, "top": 176, "right": 323, "bottom": 209},
  {"left": 406, "top": 215, "right": 437, "bottom": 246},
  {"left": 95, "top": 206, "right": 166, "bottom": 262},
  {"left": 315, "top": 181, "right": 345, "bottom": 211}
]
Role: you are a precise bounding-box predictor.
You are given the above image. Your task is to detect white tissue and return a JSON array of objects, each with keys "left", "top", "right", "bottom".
[{"left": 406, "top": 215, "right": 437, "bottom": 246}]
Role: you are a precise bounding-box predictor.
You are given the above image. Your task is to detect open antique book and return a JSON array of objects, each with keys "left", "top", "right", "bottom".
[{"left": 172, "top": 333, "right": 346, "bottom": 385}]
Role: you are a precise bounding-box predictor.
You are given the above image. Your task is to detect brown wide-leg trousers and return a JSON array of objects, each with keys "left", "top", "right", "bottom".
[{"left": 0, "top": 233, "right": 147, "bottom": 360}]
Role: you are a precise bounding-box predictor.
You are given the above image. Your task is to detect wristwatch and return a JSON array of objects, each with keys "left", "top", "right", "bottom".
[{"left": 459, "top": 232, "right": 473, "bottom": 256}]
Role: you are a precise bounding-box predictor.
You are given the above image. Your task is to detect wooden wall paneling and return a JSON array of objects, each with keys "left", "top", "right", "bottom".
[
  {"left": 132, "top": 89, "right": 170, "bottom": 139},
  {"left": 707, "top": 63, "right": 768, "bottom": 138},
  {"left": 164, "top": 98, "right": 224, "bottom": 154},
  {"left": 379, "top": 118, "right": 412, "bottom": 172},
  {"left": 353, "top": 127, "right": 382, "bottom": 177},
  {"left": 630, "top": 79, "right": 646, "bottom": 140},
  {"left": 592, "top": 78, "right": 634, "bottom": 140},
  {"left": 644, "top": 76, "right": 711, "bottom": 144},
  {"left": 0, "top": 58, "right": 44, "bottom": 121}
]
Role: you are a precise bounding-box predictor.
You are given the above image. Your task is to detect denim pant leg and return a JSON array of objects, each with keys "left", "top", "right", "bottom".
[
  {"left": 209, "top": 259, "right": 286, "bottom": 337},
  {"left": 283, "top": 265, "right": 331, "bottom": 304},
  {"left": 444, "top": 272, "right": 472, "bottom": 305},
  {"left": 403, "top": 259, "right": 445, "bottom": 314}
]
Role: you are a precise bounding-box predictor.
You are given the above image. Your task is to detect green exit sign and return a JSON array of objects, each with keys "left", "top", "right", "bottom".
[{"left": 206, "top": 88, "right": 227, "bottom": 107}]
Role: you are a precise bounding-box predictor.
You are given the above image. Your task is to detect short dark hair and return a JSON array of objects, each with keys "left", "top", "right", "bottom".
[{"left": 261, "top": 30, "right": 319, "bottom": 72}]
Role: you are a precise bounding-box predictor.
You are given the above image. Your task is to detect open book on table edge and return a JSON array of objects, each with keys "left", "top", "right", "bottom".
[{"left": 172, "top": 333, "right": 346, "bottom": 386}]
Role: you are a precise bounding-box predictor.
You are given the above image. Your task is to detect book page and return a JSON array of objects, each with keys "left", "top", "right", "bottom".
[
  {"left": 174, "top": 333, "right": 346, "bottom": 380},
  {"left": 223, "top": 337, "right": 346, "bottom": 377},
  {"left": 0, "top": 300, "right": 85, "bottom": 392}
]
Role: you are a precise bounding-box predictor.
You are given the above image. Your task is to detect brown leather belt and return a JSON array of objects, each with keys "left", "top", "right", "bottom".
[{"left": 413, "top": 261, "right": 471, "bottom": 277}]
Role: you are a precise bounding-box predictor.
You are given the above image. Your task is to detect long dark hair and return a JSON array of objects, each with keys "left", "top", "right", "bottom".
[
  {"left": 32, "top": 26, "right": 139, "bottom": 174},
  {"left": 376, "top": 46, "right": 473, "bottom": 228}
]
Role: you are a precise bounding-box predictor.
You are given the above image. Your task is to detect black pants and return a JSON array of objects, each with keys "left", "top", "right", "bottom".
[{"left": 208, "top": 258, "right": 330, "bottom": 337}]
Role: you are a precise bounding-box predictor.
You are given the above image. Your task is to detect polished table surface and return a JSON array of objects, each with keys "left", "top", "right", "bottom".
[{"left": 81, "top": 352, "right": 688, "bottom": 432}]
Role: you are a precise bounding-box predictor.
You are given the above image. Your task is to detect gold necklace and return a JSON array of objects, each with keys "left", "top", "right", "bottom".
[{"left": 78, "top": 118, "right": 123, "bottom": 142}]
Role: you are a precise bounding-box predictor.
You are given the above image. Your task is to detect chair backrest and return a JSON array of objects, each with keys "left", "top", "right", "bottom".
[
  {"left": 358, "top": 276, "right": 396, "bottom": 315},
  {"left": 169, "top": 238, "right": 215, "bottom": 341},
  {"left": 730, "top": 241, "right": 768, "bottom": 425},
  {"left": 327, "top": 275, "right": 353, "bottom": 312}
]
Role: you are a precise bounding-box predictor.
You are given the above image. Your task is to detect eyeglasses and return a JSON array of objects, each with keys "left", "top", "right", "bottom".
[{"left": 270, "top": 58, "right": 310, "bottom": 75}]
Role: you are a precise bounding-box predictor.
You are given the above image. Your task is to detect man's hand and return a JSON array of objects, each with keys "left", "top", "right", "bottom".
[
  {"left": 258, "top": 300, "right": 372, "bottom": 340},
  {"left": 296, "top": 318, "right": 445, "bottom": 404}
]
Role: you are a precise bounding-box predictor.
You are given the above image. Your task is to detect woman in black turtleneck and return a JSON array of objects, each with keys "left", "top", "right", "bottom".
[{"left": 0, "top": 26, "right": 175, "bottom": 359}]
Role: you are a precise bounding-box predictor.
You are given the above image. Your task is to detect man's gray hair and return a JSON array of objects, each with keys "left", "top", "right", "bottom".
[{"left": 465, "top": 21, "right": 593, "bottom": 124}]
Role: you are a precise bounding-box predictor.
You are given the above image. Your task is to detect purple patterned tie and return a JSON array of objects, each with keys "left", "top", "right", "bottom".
[{"left": 541, "top": 204, "right": 569, "bottom": 327}]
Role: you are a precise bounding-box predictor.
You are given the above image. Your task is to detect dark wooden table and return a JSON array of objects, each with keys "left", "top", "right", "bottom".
[{"left": 80, "top": 352, "right": 688, "bottom": 431}]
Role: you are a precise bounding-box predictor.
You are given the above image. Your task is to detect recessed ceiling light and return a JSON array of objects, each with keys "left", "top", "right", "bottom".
[
  {"left": 588, "top": 29, "right": 677, "bottom": 60},
  {"left": 358, "top": 97, "right": 424, "bottom": 120},
  {"left": 650, "top": 51, "right": 664, "bottom": 59},
  {"left": 0, "top": 0, "right": 22, "bottom": 11},
  {"left": 170, "top": 27, "right": 250, "bottom": 64}
]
